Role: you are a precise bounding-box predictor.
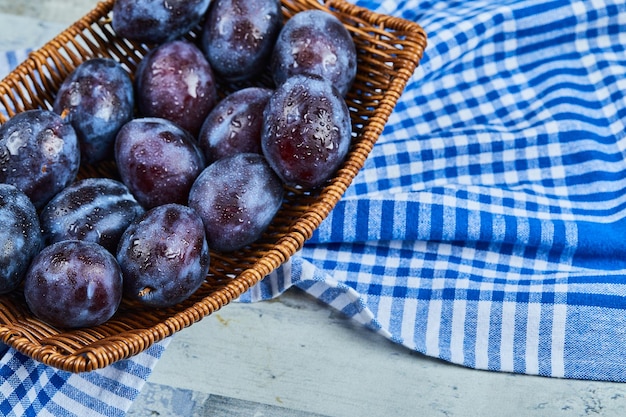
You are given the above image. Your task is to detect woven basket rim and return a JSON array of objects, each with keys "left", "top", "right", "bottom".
[{"left": 0, "top": 0, "right": 427, "bottom": 373}]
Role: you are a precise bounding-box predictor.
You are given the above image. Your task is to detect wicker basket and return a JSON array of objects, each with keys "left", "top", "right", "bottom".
[{"left": 0, "top": 0, "right": 426, "bottom": 372}]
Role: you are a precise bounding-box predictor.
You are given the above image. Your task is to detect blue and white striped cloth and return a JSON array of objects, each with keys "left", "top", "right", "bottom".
[
  {"left": 244, "top": 0, "right": 626, "bottom": 382},
  {"left": 0, "top": 341, "right": 168, "bottom": 416},
  {"left": 1, "top": 0, "right": 626, "bottom": 415}
]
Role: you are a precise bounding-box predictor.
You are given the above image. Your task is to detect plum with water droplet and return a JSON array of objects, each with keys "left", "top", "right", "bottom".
[
  {"left": 39, "top": 177, "right": 145, "bottom": 253},
  {"left": 116, "top": 203, "right": 210, "bottom": 308},
  {"left": 53, "top": 58, "right": 134, "bottom": 164},
  {"left": 135, "top": 40, "right": 218, "bottom": 137},
  {"left": 201, "top": 0, "right": 282, "bottom": 82},
  {"left": 0, "top": 184, "right": 43, "bottom": 294},
  {"left": 112, "top": 0, "right": 211, "bottom": 44},
  {"left": 114, "top": 117, "right": 206, "bottom": 208},
  {"left": 24, "top": 240, "right": 123, "bottom": 328},
  {"left": 261, "top": 74, "right": 352, "bottom": 189},
  {"left": 188, "top": 153, "right": 284, "bottom": 252},
  {"left": 198, "top": 87, "right": 272, "bottom": 164},
  {"left": 0, "top": 109, "right": 80, "bottom": 208},
  {"left": 271, "top": 9, "right": 357, "bottom": 97}
]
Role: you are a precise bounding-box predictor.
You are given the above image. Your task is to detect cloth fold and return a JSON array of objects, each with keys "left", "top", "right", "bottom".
[{"left": 2, "top": 0, "right": 626, "bottom": 415}]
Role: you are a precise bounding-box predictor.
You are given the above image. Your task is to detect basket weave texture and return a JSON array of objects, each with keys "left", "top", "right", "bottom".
[{"left": 0, "top": 0, "right": 427, "bottom": 372}]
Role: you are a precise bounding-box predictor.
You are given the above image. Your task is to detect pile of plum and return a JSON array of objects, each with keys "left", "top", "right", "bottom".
[{"left": 0, "top": 0, "right": 357, "bottom": 329}]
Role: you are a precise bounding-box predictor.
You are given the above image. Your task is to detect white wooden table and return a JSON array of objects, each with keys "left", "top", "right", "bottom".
[{"left": 0, "top": 2, "right": 625, "bottom": 416}]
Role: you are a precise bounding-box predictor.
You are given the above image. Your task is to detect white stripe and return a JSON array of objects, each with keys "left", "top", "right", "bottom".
[
  {"left": 400, "top": 297, "right": 418, "bottom": 350},
  {"left": 393, "top": 199, "right": 407, "bottom": 238},
  {"left": 38, "top": 410, "right": 61, "bottom": 417},
  {"left": 500, "top": 301, "right": 516, "bottom": 372},
  {"left": 525, "top": 302, "right": 542, "bottom": 375},
  {"left": 269, "top": 268, "right": 281, "bottom": 297},
  {"left": 425, "top": 299, "right": 442, "bottom": 357},
  {"left": 418, "top": 192, "right": 433, "bottom": 239},
  {"left": 475, "top": 300, "right": 491, "bottom": 369},
  {"left": 314, "top": 215, "right": 332, "bottom": 242},
  {"left": 449, "top": 299, "right": 466, "bottom": 365},
  {"left": 342, "top": 200, "right": 358, "bottom": 241},
  {"left": 551, "top": 303, "right": 567, "bottom": 378},
  {"left": 376, "top": 295, "right": 393, "bottom": 332},
  {"left": 442, "top": 195, "right": 457, "bottom": 240},
  {"left": 49, "top": 391, "right": 96, "bottom": 417},
  {"left": 280, "top": 259, "right": 293, "bottom": 290}
]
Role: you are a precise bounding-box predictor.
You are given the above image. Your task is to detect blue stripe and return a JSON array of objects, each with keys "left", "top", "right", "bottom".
[
  {"left": 567, "top": 274, "right": 626, "bottom": 285},
  {"left": 512, "top": 0, "right": 569, "bottom": 22},
  {"left": 565, "top": 168, "right": 626, "bottom": 189},
  {"left": 523, "top": 56, "right": 589, "bottom": 81},
  {"left": 463, "top": 301, "right": 478, "bottom": 368},
  {"left": 573, "top": 220, "right": 626, "bottom": 269},
  {"left": 567, "top": 292, "right": 626, "bottom": 309},
  {"left": 561, "top": 149, "right": 625, "bottom": 165},
  {"left": 437, "top": 297, "right": 454, "bottom": 362},
  {"left": 330, "top": 201, "right": 346, "bottom": 242},
  {"left": 487, "top": 301, "right": 503, "bottom": 370},
  {"left": 381, "top": 199, "right": 395, "bottom": 240}
]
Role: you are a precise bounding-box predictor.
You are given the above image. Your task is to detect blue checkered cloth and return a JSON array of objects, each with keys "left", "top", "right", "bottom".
[
  {"left": 240, "top": 0, "right": 626, "bottom": 382},
  {"left": 2, "top": 0, "right": 626, "bottom": 415}
]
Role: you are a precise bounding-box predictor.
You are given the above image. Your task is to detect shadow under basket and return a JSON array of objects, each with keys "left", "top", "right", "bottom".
[{"left": 0, "top": 0, "right": 427, "bottom": 372}]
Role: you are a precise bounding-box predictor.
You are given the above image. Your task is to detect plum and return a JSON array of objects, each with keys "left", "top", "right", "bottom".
[
  {"left": 52, "top": 58, "right": 134, "bottom": 164},
  {"left": 135, "top": 40, "right": 218, "bottom": 137},
  {"left": 0, "top": 184, "right": 44, "bottom": 294},
  {"left": 201, "top": 0, "right": 282, "bottom": 82},
  {"left": 114, "top": 117, "right": 206, "bottom": 208},
  {"left": 116, "top": 203, "right": 210, "bottom": 308},
  {"left": 112, "top": 0, "right": 211, "bottom": 44},
  {"left": 0, "top": 109, "right": 80, "bottom": 208},
  {"left": 39, "top": 177, "right": 144, "bottom": 253},
  {"left": 261, "top": 74, "right": 352, "bottom": 188},
  {"left": 270, "top": 10, "right": 357, "bottom": 97},
  {"left": 188, "top": 153, "right": 284, "bottom": 252},
  {"left": 197, "top": 87, "right": 273, "bottom": 163},
  {"left": 24, "top": 240, "right": 123, "bottom": 328}
]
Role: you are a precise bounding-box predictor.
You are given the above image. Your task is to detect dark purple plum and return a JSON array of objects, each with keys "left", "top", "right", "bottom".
[
  {"left": 24, "top": 240, "right": 123, "bottom": 328},
  {"left": 261, "top": 74, "right": 352, "bottom": 188},
  {"left": 39, "top": 178, "right": 145, "bottom": 253},
  {"left": 271, "top": 10, "right": 357, "bottom": 97},
  {"left": 112, "top": 0, "right": 211, "bottom": 44},
  {"left": 198, "top": 87, "right": 272, "bottom": 164},
  {"left": 116, "top": 203, "right": 210, "bottom": 308},
  {"left": 115, "top": 117, "right": 206, "bottom": 209},
  {"left": 0, "top": 109, "right": 80, "bottom": 208},
  {"left": 188, "top": 153, "right": 283, "bottom": 252},
  {"left": 0, "top": 184, "right": 43, "bottom": 294},
  {"left": 201, "top": 0, "right": 282, "bottom": 82},
  {"left": 52, "top": 58, "right": 134, "bottom": 164},
  {"left": 135, "top": 40, "right": 218, "bottom": 137}
]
